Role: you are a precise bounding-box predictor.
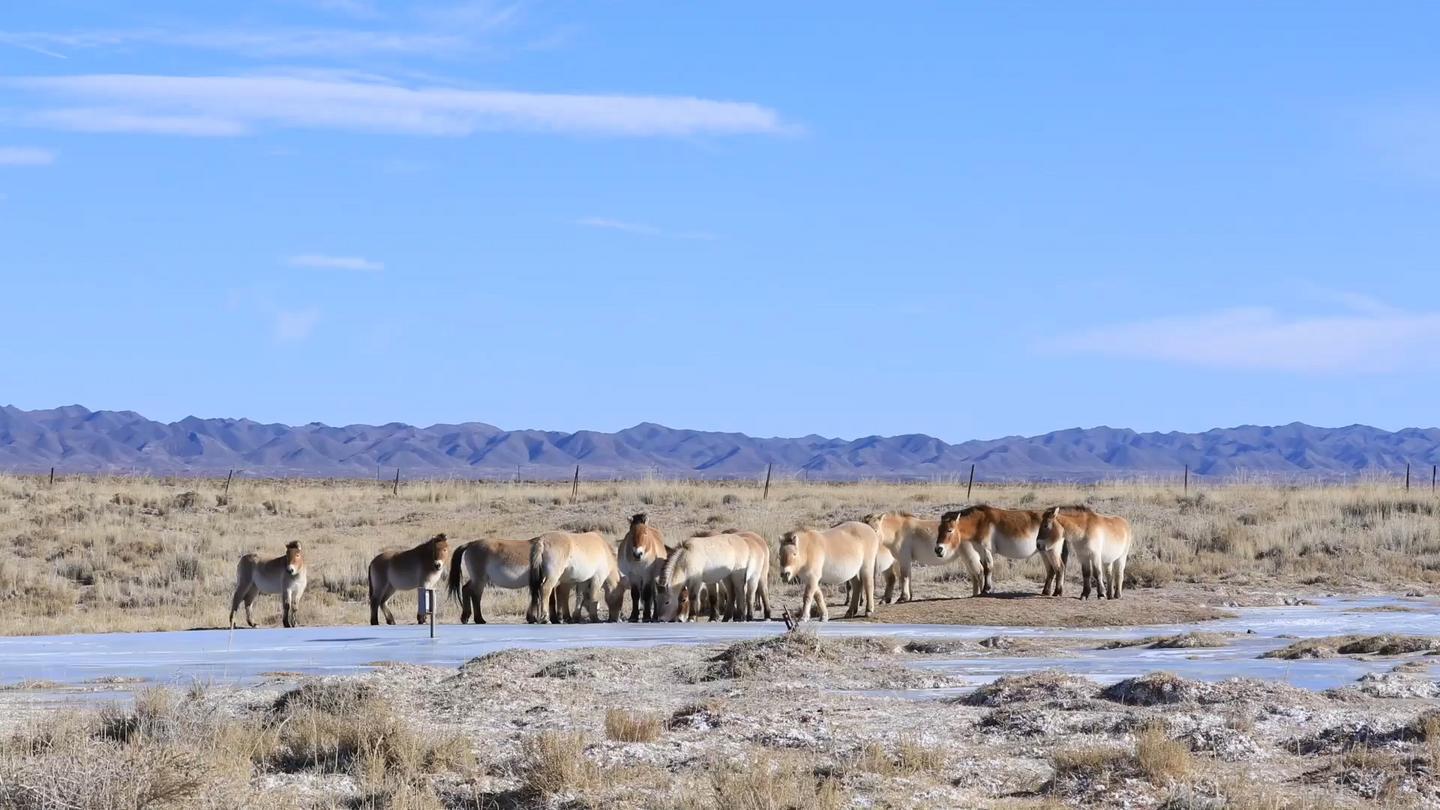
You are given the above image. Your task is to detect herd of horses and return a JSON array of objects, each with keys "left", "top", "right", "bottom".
[{"left": 227, "top": 503, "right": 1135, "bottom": 629}]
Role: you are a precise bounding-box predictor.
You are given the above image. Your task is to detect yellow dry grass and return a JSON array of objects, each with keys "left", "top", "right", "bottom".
[{"left": 1, "top": 473, "right": 1436, "bottom": 636}]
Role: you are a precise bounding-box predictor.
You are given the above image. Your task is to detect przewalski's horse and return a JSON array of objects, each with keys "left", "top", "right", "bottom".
[
  {"left": 778, "top": 521, "right": 880, "bottom": 621},
  {"left": 230, "top": 541, "right": 307, "bottom": 628},
  {"left": 526, "top": 531, "right": 623, "bottom": 624},
  {"left": 934, "top": 506, "right": 1066, "bottom": 597},
  {"left": 618, "top": 513, "right": 668, "bottom": 622},
  {"left": 369, "top": 533, "right": 449, "bottom": 625},
  {"left": 861, "top": 512, "right": 949, "bottom": 603},
  {"left": 659, "top": 533, "right": 753, "bottom": 622},
  {"left": 1038, "top": 505, "right": 1132, "bottom": 600},
  {"left": 730, "top": 530, "right": 772, "bottom": 621},
  {"left": 446, "top": 537, "right": 533, "bottom": 624}
]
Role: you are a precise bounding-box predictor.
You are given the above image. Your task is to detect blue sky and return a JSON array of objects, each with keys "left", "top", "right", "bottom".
[{"left": 2, "top": 2, "right": 1439, "bottom": 441}]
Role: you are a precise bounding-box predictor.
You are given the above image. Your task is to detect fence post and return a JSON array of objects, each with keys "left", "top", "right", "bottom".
[
  {"left": 966, "top": 464, "right": 975, "bottom": 501},
  {"left": 1432, "top": 465, "right": 1436, "bottom": 492},
  {"left": 49, "top": 467, "right": 54, "bottom": 486},
  {"left": 1183, "top": 464, "right": 1189, "bottom": 494},
  {"left": 1406, "top": 463, "right": 1411, "bottom": 492},
  {"left": 763, "top": 463, "right": 773, "bottom": 500},
  {"left": 571, "top": 465, "right": 580, "bottom": 504},
  {"left": 393, "top": 467, "right": 400, "bottom": 496},
  {"left": 222, "top": 469, "right": 234, "bottom": 500}
]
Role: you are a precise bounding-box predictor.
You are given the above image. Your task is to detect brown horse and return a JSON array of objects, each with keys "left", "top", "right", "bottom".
[
  {"left": 369, "top": 533, "right": 450, "bottom": 625},
  {"left": 526, "top": 531, "right": 623, "bottom": 624},
  {"left": 1038, "top": 505, "right": 1131, "bottom": 599},
  {"left": 230, "top": 541, "right": 307, "bottom": 628},
  {"left": 934, "top": 506, "right": 1066, "bottom": 596},
  {"left": 618, "top": 513, "right": 668, "bottom": 622}
]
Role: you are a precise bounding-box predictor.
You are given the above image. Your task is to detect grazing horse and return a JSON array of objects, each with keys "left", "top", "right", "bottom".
[
  {"left": 526, "top": 531, "right": 624, "bottom": 624},
  {"left": 446, "top": 537, "right": 533, "bottom": 624},
  {"left": 1038, "top": 506, "right": 1132, "bottom": 600},
  {"left": 369, "top": 533, "right": 450, "bottom": 625},
  {"left": 933, "top": 506, "right": 1066, "bottom": 597},
  {"left": 659, "top": 533, "right": 755, "bottom": 622},
  {"left": 230, "top": 541, "right": 307, "bottom": 629},
  {"left": 618, "top": 513, "right": 668, "bottom": 622},
  {"left": 778, "top": 521, "right": 880, "bottom": 621},
  {"left": 861, "top": 511, "right": 950, "bottom": 603}
]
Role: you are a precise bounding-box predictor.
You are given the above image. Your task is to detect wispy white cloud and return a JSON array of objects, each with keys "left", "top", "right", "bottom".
[
  {"left": 288, "top": 254, "right": 384, "bottom": 272},
  {"left": 5, "top": 74, "right": 794, "bottom": 139},
  {"left": 576, "top": 216, "right": 716, "bottom": 240},
  {"left": 1040, "top": 297, "right": 1440, "bottom": 374},
  {"left": 0, "top": 28, "right": 469, "bottom": 59},
  {"left": 0, "top": 146, "right": 56, "bottom": 166},
  {"left": 273, "top": 308, "right": 322, "bottom": 342}
]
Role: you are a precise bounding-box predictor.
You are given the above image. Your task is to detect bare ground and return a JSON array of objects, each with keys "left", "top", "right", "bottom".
[{"left": 5, "top": 630, "right": 1439, "bottom": 808}]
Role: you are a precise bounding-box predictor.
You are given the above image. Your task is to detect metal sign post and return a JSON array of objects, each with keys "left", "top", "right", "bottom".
[{"left": 419, "top": 588, "right": 436, "bottom": 638}]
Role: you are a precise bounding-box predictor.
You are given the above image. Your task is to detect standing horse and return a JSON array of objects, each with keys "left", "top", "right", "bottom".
[
  {"left": 369, "top": 533, "right": 450, "bottom": 625},
  {"left": 777, "top": 521, "right": 880, "bottom": 621},
  {"left": 618, "top": 513, "right": 668, "bottom": 622},
  {"left": 1038, "top": 505, "right": 1132, "bottom": 599},
  {"left": 526, "top": 531, "right": 624, "bottom": 624},
  {"left": 861, "top": 511, "right": 949, "bottom": 603},
  {"left": 446, "top": 537, "right": 533, "bottom": 624},
  {"left": 230, "top": 541, "right": 307, "bottom": 628},
  {"left": 933, "top": 506, "right": 1066, "bottom": 596}
]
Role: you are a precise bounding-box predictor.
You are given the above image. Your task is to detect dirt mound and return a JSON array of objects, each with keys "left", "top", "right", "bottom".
[
  {"left": 977, "top": 707, "right": 1061, "bottom": 737},
  {"left": 271, "top": 680, "right": 377, "bottom": 716},
  {"left": 1337, "top": 672, "right": 1440, "bottom": 700},
  {"left": 703, "top": 631, "right": 898, "bottom": 681},
  {"left": 1264, "top": 634, "right": 1440, "bottom": 660},
  {"left": 1101, "top": 672, "right": 1206, "bottom": 706},
  {"left": 1149, "top": 631, "right": 1230, "bottom": 649},
  {"left": 1336, "top": 635, "right": 1440, "bottom": 656},
  {"left": 958, "top": 670, "right": 1096, "bottom": 708}
]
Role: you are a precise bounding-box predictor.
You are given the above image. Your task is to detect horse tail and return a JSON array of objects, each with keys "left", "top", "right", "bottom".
[
  {"left": 528, "top": 535, "right": 547, "bottom": 602},
  {"left": 1061, "top": 536, "right": 1070, "bottom": 566},
  {"left": 447, "top": 542, "right": 469, "bottom": 603}
]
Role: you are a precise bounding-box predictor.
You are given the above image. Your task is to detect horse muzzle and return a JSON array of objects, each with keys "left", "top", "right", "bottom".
[{"left": 934, "top": 546, "right": 947, "bottom": 558}]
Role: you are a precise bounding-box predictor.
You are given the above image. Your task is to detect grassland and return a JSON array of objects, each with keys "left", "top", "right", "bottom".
[{"left": 0, "top": 474, "right": 1437, "bottom": 636}]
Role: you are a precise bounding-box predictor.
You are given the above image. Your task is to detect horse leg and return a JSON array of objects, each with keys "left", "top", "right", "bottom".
[
  {"left": 960, "top": 543, "right": 985, "bottom": 597},
  {"left": 243, "top": 586, "right": 258, "bottom": 628},
  {"left": 758, "top": 578, "right": 772, "bottom": 620},
  {"left": 379, "top": 584, "right": 397, "bottom": 624},
  {"left": 814, "top": 580, "right": 831, "bottom": 622},
  {"left": 229, "top": 583, "right": 247, "bottom": 629},
  {"left": 1110, "top": 558, "right": 1126, "bottom": 600},
  {"left": 628, "top": 582, "right": 642, "bottom": 623},
  {"left": 882, "top": 564, "right": 897, "bottom": 605},
  {"left": 282, "top": 590, "right": 292, "bottom": 628},
  {"left": 797, "top": 581, "right": 818, "bottom": 623},
  {"left": 980, "top": 545, "right": 995, "bottom": 595},
  {"left": 472, "top": 579, "right": 488, "bottom": 624},
  {"left": 898, "top": 558, "right": 914, "bottom": 603},
  {"left": 585, "top": 581, "right": 601, "bottom": 623},
  {"left": 861, "top": 561, "right": 876, "bottom": 617}
]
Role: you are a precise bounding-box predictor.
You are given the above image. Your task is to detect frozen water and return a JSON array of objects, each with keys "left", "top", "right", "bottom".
[{"left": 1, "top": 596, "right": 1434, "bottom": 697}]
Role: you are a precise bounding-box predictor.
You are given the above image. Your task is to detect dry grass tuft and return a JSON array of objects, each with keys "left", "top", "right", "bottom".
[
  {"left": 854, "top": 737, "right": 946, "bottom": 778},
  {"left": 516, "top": 730, "right": 600, "bottom": 800},
  {"left": 1135, "top": 723, "right": 1193, "bottom": 784},
  {"left": 604, "top": 709, "right": 663, "bottom": 743},
  {"left": 709, "top": 752, "right": 845, "bottom": 810}
]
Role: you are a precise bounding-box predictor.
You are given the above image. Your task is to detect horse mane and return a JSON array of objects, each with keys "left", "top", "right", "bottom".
[
  {"left": 661, "top": 545, "right": 685, "bottom": 584},
  {"left": 430, "top": 533, "right": 448, "bottom": 544},
  {"left": 1055, "top": 504, "right": 1093, "bottom": 514},
  {"left": 285, "top": 540, "right": 301, "bottom": 551},
  {"left": 941, "top": 505, "right": 987, "bottom": 522},
  {"left": 631, "top": 513, "right": 647, "bottom": 526}
]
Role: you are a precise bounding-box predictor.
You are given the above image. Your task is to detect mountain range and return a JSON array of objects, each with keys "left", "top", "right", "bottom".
[{"left": 1, "top": 404, "right": 1436, "bottom": 481}]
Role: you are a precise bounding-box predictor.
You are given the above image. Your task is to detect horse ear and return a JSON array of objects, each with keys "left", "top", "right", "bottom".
[
  {"left": 433, "top": 533, "right": 447, "bottom": 543},
  {"left": 288, "top": 541, "right": 301, "bottom": 551}
]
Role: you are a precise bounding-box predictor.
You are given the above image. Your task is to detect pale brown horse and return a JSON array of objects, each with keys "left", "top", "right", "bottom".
[
  {"left": 618, "top": 513, "right": 668, "bottom": 622},
  {"left": 369, "top": 533, "right": 450, "bottom": 625},
  {"left": 526, "top": 531, "right": 623, "bottom": 624},
  {"left": 934, "top": 506, "right": 1066, "bottom": 596},
  {"left": 446, "top": 537, "right": 532, "bottom": 624},
  {"left": 778, "top": 521, "right": 880, "bottom": 621},
  {"left": 1038, "top": 505, "right": 1132, "bottom": 599},
  {"left": 230, "top": 541, "right": 307, "bottom": 628}
]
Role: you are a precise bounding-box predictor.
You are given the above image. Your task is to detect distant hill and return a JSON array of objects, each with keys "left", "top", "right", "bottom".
[{"left": 1, "top": 404, "right": 1435, "bottom": 481}]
